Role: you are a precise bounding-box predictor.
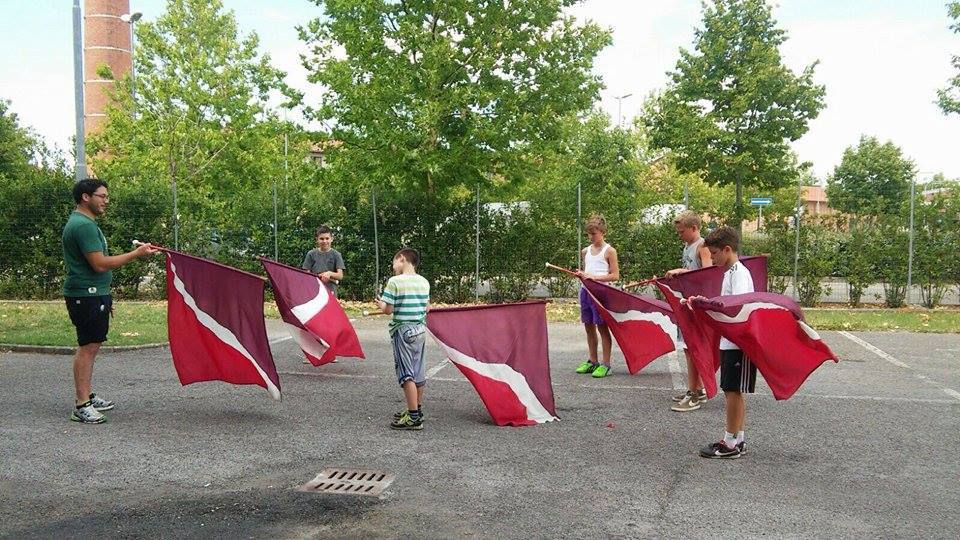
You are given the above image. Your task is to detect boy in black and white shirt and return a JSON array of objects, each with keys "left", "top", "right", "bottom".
[{"left": 693, "top": 226, "right": 755, "bottom": 459}]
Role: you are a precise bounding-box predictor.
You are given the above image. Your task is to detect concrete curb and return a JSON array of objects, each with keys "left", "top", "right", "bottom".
[{"left": 0, "top": 342, "right": 169, "bottom": 355}]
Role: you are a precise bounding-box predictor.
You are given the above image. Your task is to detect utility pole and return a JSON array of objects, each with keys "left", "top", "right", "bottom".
[{"left": 72, "top": 0, "right": 86, "bottom": 181}]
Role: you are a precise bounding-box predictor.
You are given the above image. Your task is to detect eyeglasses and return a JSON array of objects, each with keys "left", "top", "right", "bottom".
[{"left": 91, "top": 193, "right": 110, "bottom": 201}]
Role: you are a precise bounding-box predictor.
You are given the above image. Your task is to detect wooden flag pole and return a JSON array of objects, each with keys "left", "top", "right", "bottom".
[
  {"left": 623, "top": 277, "right": 658, "bottom": 290},
  {"left": 134, "top": 240, "right": 268, "bottom": 282},
  {"left": 545, "top": 262, "right": 578, "bottom": 277}
]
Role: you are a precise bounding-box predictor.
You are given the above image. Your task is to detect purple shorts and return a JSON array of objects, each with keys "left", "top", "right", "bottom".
[{"left": 579, "top": 287, "right": 605, "bottom": 326}]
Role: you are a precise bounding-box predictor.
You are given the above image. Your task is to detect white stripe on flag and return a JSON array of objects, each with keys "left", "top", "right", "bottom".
[
  {"left": 428, "top": 332, "right": 558, "bottom": 424},
  {"left": 282, "top": 321, "right": 329, "bottom": 360},
  {"left": 289, "top": 276, "right": 330, "bottom": 324},
  {"left": 705, "top": 302, "right": 823, "bottom": 340},
  {"left": 170, "top": 261, "right": 281, "bottom": 400},
  {"left": 607, "top": 309, "right": 679, "bottom": 349}
]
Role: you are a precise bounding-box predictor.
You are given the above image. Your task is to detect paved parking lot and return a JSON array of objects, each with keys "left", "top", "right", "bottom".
[{"left": 1, "top": 320, "right": 958, "bottom": 538}]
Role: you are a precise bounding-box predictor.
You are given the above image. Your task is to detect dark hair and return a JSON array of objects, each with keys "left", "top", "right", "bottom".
[
  {"left": 315, "top": 225, "right": 333, "bottom": 237},
  {"left": 394, "top": 247, "right": 420, "bottom": 268},
  {"left": 73, "top": 178, "right": 108, "bottom": 204},
  {"left": 704, "top": 226, "right": 740, "bottom": 252}
]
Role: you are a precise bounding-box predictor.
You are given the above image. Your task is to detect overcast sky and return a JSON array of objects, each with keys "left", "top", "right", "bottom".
[{"left": 2, "top": 0, "right": 958, "bottom": 180}]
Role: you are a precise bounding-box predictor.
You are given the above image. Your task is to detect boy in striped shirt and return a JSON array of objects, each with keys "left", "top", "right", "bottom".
[{"left": 375, "top": 247, "right": 430, "bottom": 430}]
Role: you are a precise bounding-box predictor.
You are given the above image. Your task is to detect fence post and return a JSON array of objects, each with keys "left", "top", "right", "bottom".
[
  {"left": 172, "top": 177, "right": 179, "bottom": 250},
  {"left": 272, "top": 173, "right": 279, "bottom": 260},
  {"left": 372, "top": 189, "right": 380, "bottom": 297},
  {"left": 577, "top": 182, "right": 582, "bottom": 270},
  {"left": 906, "top": 175, "right": 916, "bottom": 305},
  {"left": 475, "top": 184, "right": 480, "bottom": 302},
  {"left": 792, "top": 175, "right": 802, "bottom": 301}
]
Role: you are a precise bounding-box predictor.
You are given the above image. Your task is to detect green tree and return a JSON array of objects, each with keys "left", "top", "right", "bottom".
[
  {"left": 88, "top": 0, "right": 304, "bottom": 261},
  {"left": 938, "top": 2, "right": 960, "bottom": 115},
  {"left": 0, "top": 99, "right": 35, "bottom": 179},
  {"left": 299, "top": 0, "right": 611, "bottom": 198},
  {"left": 827, "top": 136, "right": 915, "bottom": 216},
  {"left": 644, "top": 0, "right": 825, "bottom": 227},
  {"left": 0, "top": 102, "right": 76, "bottom": 298},
  {"left": 912, "top": 191, "right": 960, "bottom": 308}
]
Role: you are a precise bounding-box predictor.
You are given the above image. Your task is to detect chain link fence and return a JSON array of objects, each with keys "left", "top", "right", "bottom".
[{"left": 2, "top": 168, "right": 958, "bottom": 308}]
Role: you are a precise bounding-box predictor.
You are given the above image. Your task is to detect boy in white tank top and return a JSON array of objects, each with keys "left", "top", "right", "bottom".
[
  {"left": 665, "top": 210, "right": 712, "bottom": 412},
  {"left": 574, "top": 214, "right": 620, "bottom": 378}
]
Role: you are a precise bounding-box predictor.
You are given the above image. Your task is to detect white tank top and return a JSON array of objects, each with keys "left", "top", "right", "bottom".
[{"left": 584, "top": 243, "right": 610, "bottom": 276}]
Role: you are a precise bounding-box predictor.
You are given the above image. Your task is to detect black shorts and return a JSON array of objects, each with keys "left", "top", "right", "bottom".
[
  {"left": 65, "top": 295, "right": 112, "bottom": 346},
  {"left": 719, "top": 349, "right": 756, "bottom": 393}
]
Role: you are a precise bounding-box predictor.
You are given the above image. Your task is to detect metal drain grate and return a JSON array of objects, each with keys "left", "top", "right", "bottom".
[{"left": 298, "top": 468, "right": 395, "bottom": 497}]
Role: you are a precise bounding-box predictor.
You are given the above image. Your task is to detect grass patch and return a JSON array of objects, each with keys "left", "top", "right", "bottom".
[
  {"left": 0, "top": 301, "right": 169, "bottom": 347},
  {"left": 1, "top": 301, "right": 956, "bottom": 347},
  {"left": 803, "top": 308, "right": 960, "bottom": 333}
]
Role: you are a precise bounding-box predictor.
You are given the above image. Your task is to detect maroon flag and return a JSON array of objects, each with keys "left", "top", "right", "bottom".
[
  {"left": 260, "top": 258, "right": 364, "bottom": 366},
  {"left": 691, "top": 292, "right": 838, "bottom": 400},
  {"left": 165, "top": 251, "right": 281, "bottom": 400},
  {"left": 580, "top": 278, "right": 678, "bottom": 374},
  {"left": 426, "top": 302, "right": 558, "bottom": 426},
  {"left": 660, "top": 255, "right": 769, "bottom": 298},
  {"left": 654, "top": 280, "right": 721, "bottom": 399}
]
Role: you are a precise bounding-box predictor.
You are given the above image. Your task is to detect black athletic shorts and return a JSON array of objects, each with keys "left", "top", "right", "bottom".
[
  {"left": 719, "top": 349, "right": 756, "bottom": 393},
  {"left": 65, "top": 295, "right": 112, "bottom": 346}
]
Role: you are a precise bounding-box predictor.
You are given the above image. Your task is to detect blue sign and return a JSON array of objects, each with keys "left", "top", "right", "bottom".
[{"left": 750, "top": 197, "right": 773, "bottom": 206}]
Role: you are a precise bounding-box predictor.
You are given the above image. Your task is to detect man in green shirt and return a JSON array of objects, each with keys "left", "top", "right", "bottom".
[{"left": 62, "top": 178, "right": 157, "bottom": 424}]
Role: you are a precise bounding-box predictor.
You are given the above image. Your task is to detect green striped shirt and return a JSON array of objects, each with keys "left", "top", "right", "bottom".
[{"left": 381, "top": 273, "right": 430, "bottom": 335}]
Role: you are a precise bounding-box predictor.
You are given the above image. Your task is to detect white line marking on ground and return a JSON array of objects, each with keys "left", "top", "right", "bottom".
[
  {"left": 276, "top": 370, "right": 958, "bottom": 404},
  {"left": 269, "top": 336, "right": 292, "bottom": 345},
  {"left": 837, "top": 331, "right": 910, "bottom": 368},
  {"left": 667, "top": 352, "right": 685, "bottom": 390},
  {"left": 943, "top": 388, "right": 960, "bottom": 401},
  {"left": 426, "top": 358, "right": 451, "bottom": 379},
  {"left": 278, "top": 371, "right": 380, "bottom": 380},
  {"left": 579, "top": 383, "right": 674, "bottom": 391},
  {"left": 838, "top": 331, "right": 960, "bottom": 403}
]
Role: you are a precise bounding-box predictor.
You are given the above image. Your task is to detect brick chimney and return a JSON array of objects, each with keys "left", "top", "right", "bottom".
[{"left": 83, "top": 0, "right": 132, "bottom": 136}]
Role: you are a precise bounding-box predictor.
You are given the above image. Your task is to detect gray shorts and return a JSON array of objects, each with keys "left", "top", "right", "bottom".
[{"left": 392, "top": 323, "right": 426, "bottom": 387}]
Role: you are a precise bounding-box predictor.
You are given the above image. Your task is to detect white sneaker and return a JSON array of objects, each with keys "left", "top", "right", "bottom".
[
  {"left": 89, "top": 393, "right": 115, "bottom": 411},
  {"left": 70, "top": 403, "right": 106, "bottom": 424}
]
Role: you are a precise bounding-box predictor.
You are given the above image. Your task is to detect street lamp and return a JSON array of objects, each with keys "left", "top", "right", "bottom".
[
  {"left": 120, "top": 12, "right": 142, "bottom": 104},
  {"left": 72, "top": 0, "right": 85, "bottom": 181},
  {"left": 614, "top": 93, "right": 633, "bottom": 127}
]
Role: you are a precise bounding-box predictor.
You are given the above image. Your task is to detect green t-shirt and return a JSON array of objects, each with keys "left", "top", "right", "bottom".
[
  {"left": 380, "top": 273, "right": 430, "bottom": 335},
  {"left": 62, "top": 211, "right": 112, "bottom": 297}
]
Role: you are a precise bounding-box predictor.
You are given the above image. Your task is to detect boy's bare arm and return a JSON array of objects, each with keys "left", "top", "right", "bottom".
[
  {"left": 375, "top": 299, "right": 394, "bottom": 314},
  {"left": 320, "top": 269, "right": 344, "bottom": 282},
  {"left": 697, "top": 245, "right": 713, "bottom": 267}
]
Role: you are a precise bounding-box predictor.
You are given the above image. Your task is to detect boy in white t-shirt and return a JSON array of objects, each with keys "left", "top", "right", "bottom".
[{"left": 692, "top": 226, "right": 755, "bottom": 459}]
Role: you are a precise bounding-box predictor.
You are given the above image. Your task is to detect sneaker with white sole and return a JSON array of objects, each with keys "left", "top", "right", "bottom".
[
  {"left": 699, "top": 441, "right": 741, "bottom": 459},
  {"left": 89, "top": 393, "right": 115, "bottom": 412},
  {"left": 672, "top": 389, "right": 707, "bottom": 403},
  {"left": 70, "top": 403, "right": 106, "bottom": 424},
  {"left": 671, "top": 393, "right": 703, "bottom": 412}
]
